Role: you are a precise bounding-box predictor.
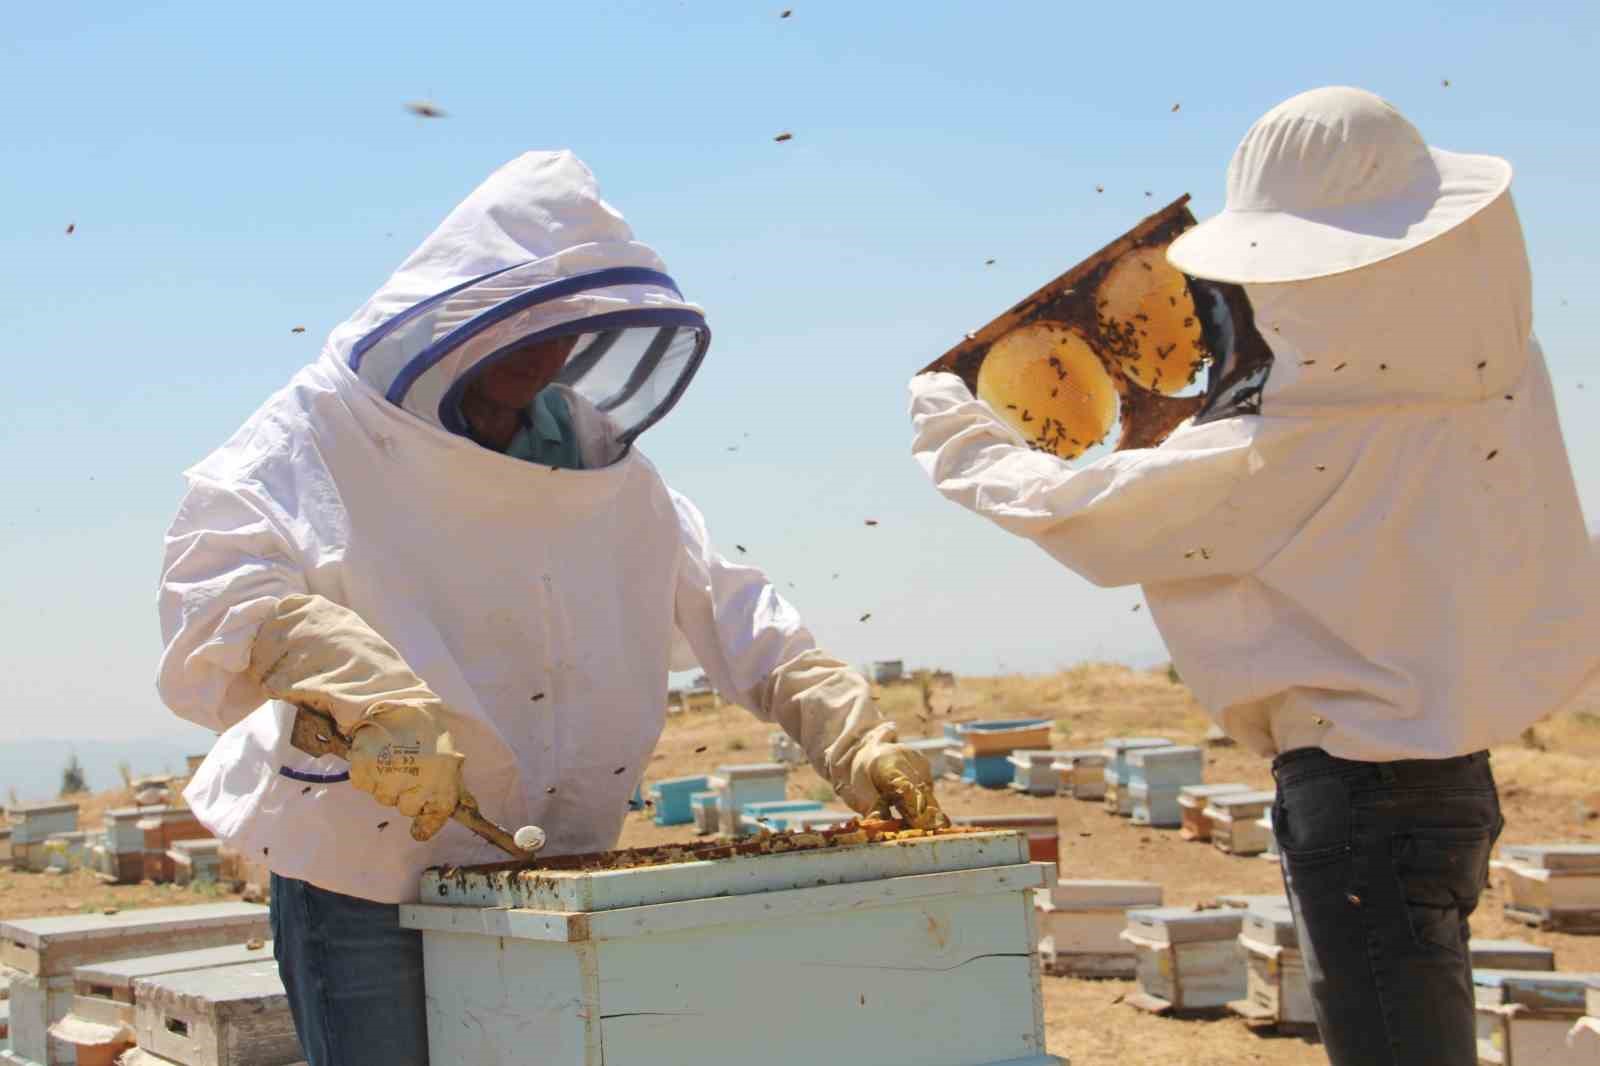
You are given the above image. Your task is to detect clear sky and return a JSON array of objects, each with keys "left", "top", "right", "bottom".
[{"left": 3, "top": 1, "right": 1596, "bottom": 744}]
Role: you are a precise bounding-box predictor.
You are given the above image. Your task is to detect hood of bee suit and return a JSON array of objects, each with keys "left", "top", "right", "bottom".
[{"left": 319, "top": 150, "right": 709, "bottom": 466}]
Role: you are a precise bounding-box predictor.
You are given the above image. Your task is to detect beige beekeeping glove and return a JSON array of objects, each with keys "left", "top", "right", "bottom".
[
  {"left": 248, "top": 594, "right": 464, "bottom": 841},
  {"left": 760, "top": 649, "right": 950, "bottom": 830}
]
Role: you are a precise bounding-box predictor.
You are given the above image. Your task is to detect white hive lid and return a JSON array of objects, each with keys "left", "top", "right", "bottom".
[
  {"left": 1473, "top": 970, "right": 1599, "bottom": 1011},
  {"left": 1207, "top": 789, "right": 1275, "bottom": 812},
  {"left": 1128, "top": 745, "right": 1203, "bottom": 766},
  {"left": 717, "top": 762, "right": 788, "bottom": 781},
  {"left": 1043, "top": 879, "right": 1164, "bottom": 909},
  {"left": 74, "top": 941, "right": 274, "bottom": 992},
  {"left": 1103, "top": 737, "right": 1172, "bottom": 754},
  {"left": 1125, "top": 906, "right": 1245, "bottom": 944}
]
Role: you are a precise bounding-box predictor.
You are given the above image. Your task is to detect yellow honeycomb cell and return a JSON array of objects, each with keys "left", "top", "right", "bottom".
[
  {"left": 1098, "top": 246, "right": 1207, "bottom": 395},
  {"left": 976, "top": 323, "right": 1117, "bottom": 459}
]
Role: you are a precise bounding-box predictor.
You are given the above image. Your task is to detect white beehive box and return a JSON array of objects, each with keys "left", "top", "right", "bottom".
[
  {"left": 168, "top": 841, "right": 222, "bottom": 887},
  {"left": 9, "top": 804, "right": 78, "bottom": 874},
  {"left": 0, "top": 903, "right": 269, "bottom": 1066},
  {"left": 1178, "top": 784, "right": 1251, "bottom": 841},
  {"left": 1051, "top": 750, "right": 1108, "bottom": 801},
  {"left": 715, "top": 763, "right": 789, "bottom": 837},
  {"left": 404, "top": 830, "right": 1060, "bottom": 1066},
  {"left": 1257, "top": 814, "right": 1279, "bottom": 860},
  {"left": 1493, "top": 845, "right": 1600, "bottom": 932},
  {"left": 1007, "top": 751, "right": 1067, "bottom": 796},
  {"left": 42, "top": 834, "right": 93, "bottom": 874},
  {"left": 1474, "top": 969, "right": 1599, "bottom": 1066},
  {"left": 1468, "top": 939, "right": 1555, "bottom": 972},
  {"left": 1034, "top": 880, "right": 1163, "bottom": 979},
  {"left": 48, "top": 943, "right": 273, "bottom": 1065},
  {"left": 1, "top": 826, "right": 13, "bottom": 868},
  {"left": 132, "top": 962, "right": 301, "bottom": 1066},
  {"left": 1101, "top": 738, "right": 1172, "bottom": 817},
  {"left": 1228, "top": 906, "right": 1315, "bottom": 1030},
  {"left": 1121, "top": 907, "right": 1246, "bottom": 1014},
  {"left": 1206, "top": 791, "right": 1275, "bottom": 856}
]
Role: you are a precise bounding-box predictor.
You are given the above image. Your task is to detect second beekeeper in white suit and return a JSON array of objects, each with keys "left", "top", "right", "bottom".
[{"left": 158, "top": 150, "right": 945, "bottom": 1066}]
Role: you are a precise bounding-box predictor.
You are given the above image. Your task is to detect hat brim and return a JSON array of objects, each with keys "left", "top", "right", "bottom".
[{"left": 1166, "top": 148, "right": 1512, "bottom": 284}]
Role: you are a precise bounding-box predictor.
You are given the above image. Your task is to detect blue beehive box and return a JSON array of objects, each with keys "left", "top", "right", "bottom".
[
  {"left": 740, "top": 800, "right": 827, "bottom": 832},
  {"left": 967, "top": 754, "right": 1018, "bottom": 789},
  {"left": 648, "top": 775, "right": 712, "bottom": 827}
]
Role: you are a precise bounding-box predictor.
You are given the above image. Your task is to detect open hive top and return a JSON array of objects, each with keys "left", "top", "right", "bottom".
[{"left": 421, "top": 820, "right": 1031, "bottom": 912}]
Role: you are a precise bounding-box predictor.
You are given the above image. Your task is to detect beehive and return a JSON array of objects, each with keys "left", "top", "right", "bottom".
[
  {"left": 1051, "top": 750, "right": 1108, "bottom": 801},
  {"left": 1206, "top": 791, "right": 1275, "bottom": 856},
  {"left": 715, "top": 764, "right": 788, "bottom": 837},
  {"left": 9, "top": 804, "right": 78, "bottom": 874},
  {"left": 215, "top": 850, "right": 269, "bottom": 904},
  {"left": 1, "top": 826, "right": 13, "bottom": 868},
  {"left": 1035, "top": 880, "right": 1162, "bottom": 978},
  {"left": 168, "top": 841, "right": 222, "bottom": 888},
  {"left": 1177, "top": 784, "right": 1251, "bottom": 841},
  {"left": 753, "top": 808, "right": 855, "bottom": 833},
  {"left": 951, "top": 814, "right": 1059, "bottom": 863},
  {"left": 1126, "top": 746, "right": 1204, "bottom": 828},
  {"left": 959, "top": 721, "right": 1053, "bottom": 788},
  {"left": 1101, "top": 739, "right": 1173, "bottom": 817},
  {"left": 1007, "top": 751, "right": 1068, "bottom": 796},
  {"left": 646, "top": 776, "right": 711, "bottom": 827},
  {"left": 1493, "top": 844, "right": 1600, "bottom": 932},
  {"left": 1121, "top": 907, "right": 1246, "bottom": 1014},
  {"left": 43, "top": 833, "right": 94, "bottom": 874},
  {"left": 137, "top": 812, "right": 210, "bottom": 885},
  {"left": 1469, "top": 939, "right": 1556, "bottom": 972},
  {"left": 0, "top": 904, "right": 269, "bottom": 1066},
  {"left": 1473, "top": 969, "right": 1599, "bottom": 1066},
  {"left": 132, "top": 962, "right": 301, "bottom": 1066},
  {"left": 690, "top": 790, "right": 720, "bottom": 835},
  {"left": 1228, "top": 906, "right": 1315, "bottom": 1031},
  {"left": 405, "top": 825, "right": 1060, "bottom": 1066},
  {"left": 1257, "top": 814, "right": 1279, "bottom": 861},
  {"left": 48, "top": 943, "right": 273, "bottom": 1066},
  {"left": 739, "top": 800, "right": 824, "bottom": 834},
  {"left": 1216, "top": 893, "right": 1288, "bottom": 913}
]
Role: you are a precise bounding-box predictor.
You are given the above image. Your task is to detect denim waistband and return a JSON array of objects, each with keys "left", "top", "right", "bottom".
[{"left": 1271, "top": 747, "right": 1492, "bottom": 790}]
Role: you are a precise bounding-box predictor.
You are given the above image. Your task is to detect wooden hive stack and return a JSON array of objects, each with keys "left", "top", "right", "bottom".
[
  {"left": 1205, "top": 791, "right": 1276, "bottom": 856},
  {"left": 1051, "top": 750, "right": 1108, "bottom": 801},
  {"left": 1007, "top": 750, "right": 1070, "bottom": 796},
  {"left": 99, "top": 809, "right": 158, "bottom": 884},
  {"left": 1101, "top": 739, "right": 1172, "bottom": 818},
  {"left": 1177, "top": 784, "right": 1251, "bottom": 841},
  {"left": 131, "top": 961, "right": 302, "bottom": 1066},
  {"left": 216, "top": 849, "right": 269, "bottom": 904},
  {"left": 1035, "top": 880, "right": 1163, "bottom": 978},
  {"left": 0, "top": 903, "right": 270, "bottom": 1066},
  {"left": 1473, "top": 969, "right": 1599, "bottom": 1066},
  {"left": 1228, "top": 906, "right": 1315, "bottom": 1033},
  {"left": 8, "top": 804, "right": 78, "bottom": 874},
  {"left": 1469, "top": 939, "right": 1556, "bottom": 972},
  {"left": 1492, "top": 845, "right": 1600, "bottom": 932},
  {"left": 47, "top": 943, "right": 273, "bottom": 1066},
  {"left": 962, "top": 721, "right": 1053, "bottom": 789},
  {"left": 403, "top": 825, "right": 1062, "bottom": 1066},
  {"left": 137, "top": 811, "right": 210, "bottom": 885},
  {"left": 1121, "top": 906, "right": 1246, "bottom": 1015},
  {"left": 1126, "top": 746, "right": 1204, "bottom": 828}
]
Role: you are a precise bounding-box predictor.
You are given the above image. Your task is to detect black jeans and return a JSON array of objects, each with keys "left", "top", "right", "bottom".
[{"left": 1271, "top": 748, "right": 1504, "bottom": 1066}]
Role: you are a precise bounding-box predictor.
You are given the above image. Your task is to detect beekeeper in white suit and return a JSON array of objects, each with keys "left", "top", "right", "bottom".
[
  {"left": 159, "top": 150, "right": 945, "bottom": 1066},
  {"left": 911, "top": 87, "right": 1598, "bottom": 1065}
]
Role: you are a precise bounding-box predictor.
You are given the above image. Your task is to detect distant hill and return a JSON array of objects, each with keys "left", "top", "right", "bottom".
[{"left": 0, "top": 730, "right": 218, "bottom": 806}]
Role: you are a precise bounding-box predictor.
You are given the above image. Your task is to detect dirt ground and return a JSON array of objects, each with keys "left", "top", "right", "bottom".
[{"left": 6, "top": 664, "right": 1600, "bottom": 1065}]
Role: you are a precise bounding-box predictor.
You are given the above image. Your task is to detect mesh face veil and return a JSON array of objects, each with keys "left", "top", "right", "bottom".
[{"left": 348, "top": 262, "right": 709, "bottom": 467}]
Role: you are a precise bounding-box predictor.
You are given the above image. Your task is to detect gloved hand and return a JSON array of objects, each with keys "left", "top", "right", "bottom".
[
  {"left": 863, "top": 742, "right": 951, "bottom": 830},
  {"left": 249, "top": 594, "right": 465, "bottom": 841}
]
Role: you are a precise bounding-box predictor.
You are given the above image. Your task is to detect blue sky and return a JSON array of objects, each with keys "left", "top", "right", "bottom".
[{"left": 3, "top": 1, "right": 1596, "bottom": 744}]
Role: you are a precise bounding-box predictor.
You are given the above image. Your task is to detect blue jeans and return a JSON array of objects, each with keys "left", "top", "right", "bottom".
[
  {"left": 270, "top": 874, "right": 430, "bottom": 1066},
  {"left": 1272, "top": 748, "right": 1504, "bottom": 1066}
]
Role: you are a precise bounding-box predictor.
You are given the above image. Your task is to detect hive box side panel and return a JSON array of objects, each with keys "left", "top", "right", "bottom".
[
  {"left": 6, "top": 971, "right": 75, "bottom": 1065},
  {"left": 593, "top": 889, "right": 1045, "bottom": 1066},
  {"left": 420, "top": 932, "right": 597, "bottom": 1066}
]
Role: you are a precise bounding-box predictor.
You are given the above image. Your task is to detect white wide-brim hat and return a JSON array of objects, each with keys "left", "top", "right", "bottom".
[{"left": 1167, "top": 86, "right": 1512, "bottom": 284}]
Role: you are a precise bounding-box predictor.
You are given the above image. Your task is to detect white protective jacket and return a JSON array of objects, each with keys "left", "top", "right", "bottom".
[
  {"left": 912, "top": 192, "right": 1598, "bottom": 760},
  {"left": 161, "top": 152, "right": 891, "bottom": 902}
]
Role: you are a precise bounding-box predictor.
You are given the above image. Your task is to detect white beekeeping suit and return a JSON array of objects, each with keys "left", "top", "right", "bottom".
[
  {"left": 911, "top": 88, "right": 1599, "bottom": 761},
  {"left": 160, "top": 151, "right": 930, "bottom": 904}
]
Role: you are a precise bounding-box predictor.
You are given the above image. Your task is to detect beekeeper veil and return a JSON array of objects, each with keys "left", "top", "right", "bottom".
[{"left": 324, "top": 150, "right": 709, "bottom": 466}]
